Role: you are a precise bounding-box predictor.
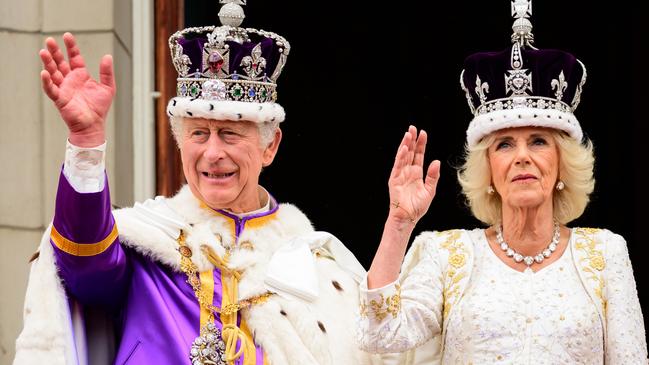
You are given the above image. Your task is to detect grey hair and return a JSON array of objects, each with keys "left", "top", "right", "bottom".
[{"left": 169, "top": 116, "right": 280, "bottom": 148}]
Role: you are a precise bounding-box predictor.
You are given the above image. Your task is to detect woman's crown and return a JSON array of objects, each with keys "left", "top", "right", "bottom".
[{"left": 460, "top": 0, "right": 587, "bottom": 147}]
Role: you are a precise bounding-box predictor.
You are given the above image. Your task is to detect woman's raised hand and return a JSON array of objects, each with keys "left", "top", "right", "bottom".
[
  {"left": 388, "top": 125, "right": 441, "bottom": 225},
  {"left": 39, "top": 32, "right": 116, "bottom": 147},
  {"left": 367, "top": 125, "right": 441, "bottom": 288}
]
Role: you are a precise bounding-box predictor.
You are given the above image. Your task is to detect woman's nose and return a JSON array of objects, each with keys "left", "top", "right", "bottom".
[{"left": 514, "top": 145, "right": 531, "bottom": 166}]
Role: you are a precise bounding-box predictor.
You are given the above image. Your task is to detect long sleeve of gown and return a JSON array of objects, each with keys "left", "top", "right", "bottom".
[
  {"left": 50, "top": 141, "right": 130, "bottom": 307},
  {"left": 602, "top": 230, "right": 648, "bottom": 364},
  {"left": 357, "top": 231, "right": 446, "bottom": 354}
]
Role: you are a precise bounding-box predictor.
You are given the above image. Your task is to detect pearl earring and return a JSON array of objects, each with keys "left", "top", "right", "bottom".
[
  {"left": 487, "top": 185, "right": 495, "bottom": 195},
  {"left": 556, "top": 180, "right": 565, "bottom": 191}
]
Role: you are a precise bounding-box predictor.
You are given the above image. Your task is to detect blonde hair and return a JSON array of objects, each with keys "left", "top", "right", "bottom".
[{"left": 457, "top": 131, "right": 595, "bottom": 225}]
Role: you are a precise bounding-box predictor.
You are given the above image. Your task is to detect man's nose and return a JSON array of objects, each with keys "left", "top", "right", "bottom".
[{"left": 204, "top": 134, "right": 225, "bottom": 161}]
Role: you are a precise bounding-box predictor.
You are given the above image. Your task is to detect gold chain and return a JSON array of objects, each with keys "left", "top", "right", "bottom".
[
  {"left": 176, "top": 230, "right": 274, "bottom": 326},
  {"left": 220, "top": 292, "right": 273, "bottom": 315},
  {"left": 177, "top": 231, "right": 220, "bottom": 326}
]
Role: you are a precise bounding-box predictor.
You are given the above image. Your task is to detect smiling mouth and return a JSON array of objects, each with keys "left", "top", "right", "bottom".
[{"left": 202, "top": 172, "right": 235, "bottom": 178}]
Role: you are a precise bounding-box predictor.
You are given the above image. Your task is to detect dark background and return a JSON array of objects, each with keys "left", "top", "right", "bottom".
[{"left": 187, "top": 1, "right": 649, "bottom": 342}]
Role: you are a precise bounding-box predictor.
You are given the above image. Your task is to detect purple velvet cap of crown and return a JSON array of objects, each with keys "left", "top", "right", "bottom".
[
  {"left": 462, "top": 46, "right": 585, "bottom": 110},
  {"left": 460, "top": 45, "right": 587, "bottom": 147},
  {"left": 178, "top": 34, "right": 282, "bottom": 78},
  {"left": 166, "top": 24, "right": 291, "bottom": 123}
]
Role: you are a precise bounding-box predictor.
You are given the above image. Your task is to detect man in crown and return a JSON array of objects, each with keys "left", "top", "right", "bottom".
[{"left": 14, "top": 2, "right": 380, "bottom": 364}]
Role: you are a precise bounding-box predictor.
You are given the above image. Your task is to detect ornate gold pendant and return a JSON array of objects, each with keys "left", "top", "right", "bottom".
[{"left": 189, "top": 323, "right": 227, "bottom": 365}]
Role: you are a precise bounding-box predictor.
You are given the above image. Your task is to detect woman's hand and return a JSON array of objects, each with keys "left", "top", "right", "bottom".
[
  {"left": 388, "top": 125, "right": 441, "bottom": 226},
  {"left": 367, "top": 126, "right": 441, "bottom": 289},
  {"left": 39, "top": 32, "right": 116, "bottom": 147}
]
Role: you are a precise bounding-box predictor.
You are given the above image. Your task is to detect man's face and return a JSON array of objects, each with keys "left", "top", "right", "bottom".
[{"left": 180, "top": 118, "right": 281, "bottom": 213}]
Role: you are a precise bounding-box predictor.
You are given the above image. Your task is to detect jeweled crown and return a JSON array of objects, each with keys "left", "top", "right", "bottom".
[
  {"left": 460, "top": 0, "right": 587, "bottom": 147},
  {"left": 168, "top": 0, "right": 290, "bottom": 103}
]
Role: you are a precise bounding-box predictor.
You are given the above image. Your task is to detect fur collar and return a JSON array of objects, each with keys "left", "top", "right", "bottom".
[{"left": 113, "top": 185, "right": 316, "bottom": 300}]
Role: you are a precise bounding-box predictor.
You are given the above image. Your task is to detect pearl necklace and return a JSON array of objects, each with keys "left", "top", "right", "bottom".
[{"left": 495, "top": 222, "right": 560, "bottom": 267}]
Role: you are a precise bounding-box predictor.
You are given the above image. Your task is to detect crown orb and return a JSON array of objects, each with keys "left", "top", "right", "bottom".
[
  {"left": 512, "top": 18, "right": 532, "bottom": 40},
  {"left": 219, "top": 3, "right": 245, "bottom": 27}
]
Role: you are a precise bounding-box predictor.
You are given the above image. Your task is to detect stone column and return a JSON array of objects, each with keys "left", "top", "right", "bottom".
[{"left": 0, "top": 0, "right": 133, "bottom": 361}]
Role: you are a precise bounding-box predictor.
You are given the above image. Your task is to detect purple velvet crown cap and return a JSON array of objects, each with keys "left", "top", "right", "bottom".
[
  {"left": 176, "top": 32, "right": 285, "bottom": 84},
  {"left": 459, "top": 1, "right": 587, "bottom": 147},
  {"left": 461, "top": 46, "right": 585, "bottom": 112},
  {"left": 166, "top": 1, "right": 290, "bottom": 124}
]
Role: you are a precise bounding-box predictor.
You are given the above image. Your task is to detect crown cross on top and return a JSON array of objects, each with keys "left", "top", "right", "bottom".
[{"left": 511, "top": 0, "right": 535, "bottom": 47}]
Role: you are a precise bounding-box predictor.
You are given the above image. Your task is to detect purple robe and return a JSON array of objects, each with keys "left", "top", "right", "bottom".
[{"left": 50, "top": 171, "right": 270, "bottom": 364}]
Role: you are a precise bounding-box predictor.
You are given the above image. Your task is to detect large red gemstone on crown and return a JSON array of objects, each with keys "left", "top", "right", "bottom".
[{"left": 208, "top": 52, "right": 224, "bottom": 73}]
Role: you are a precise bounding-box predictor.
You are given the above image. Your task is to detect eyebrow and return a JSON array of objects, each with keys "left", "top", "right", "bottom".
[
  {"left": 495, "top": 132, "right": 550, "bottom": 141},
  {"left": 185, "top": 121, "right": 208, "bottom": 129},
  {"left": 528, "top": 133, "right": 550, "bottom": 139}
]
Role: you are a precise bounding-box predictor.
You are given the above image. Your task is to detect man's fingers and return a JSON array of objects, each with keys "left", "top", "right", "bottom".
[
  {"left": 39, "top": 49, "right": 65, "bottom": 86},
  {"left": 63, "top": 32, "right": 86, "bottom": 70},
  {"left": 99, "top": 55, "right": 116, "bottom": 92},
  {"left": 45, "top": 37, "right": 71, "bottom": 76},
  {"left": 40, "top": 70, "right": 60, "bottom": 101}
]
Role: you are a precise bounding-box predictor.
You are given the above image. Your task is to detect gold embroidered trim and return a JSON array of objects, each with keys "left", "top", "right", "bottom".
[
  {"left": 438, "top": 230, "right": 468, "bottom": 319},
  {"left": 359, "top": 301, "right": 368, "bottom": 318},
  {"left": 360, "top": 284, "right": 401, "bottom": 321},
  {"left": 574, "top": 227, "right": 606, "bottom": 310}
]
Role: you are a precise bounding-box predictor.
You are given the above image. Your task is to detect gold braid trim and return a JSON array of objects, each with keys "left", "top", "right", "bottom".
[{"left": 50, "top": 224, "right": 118, "bottom": 257}]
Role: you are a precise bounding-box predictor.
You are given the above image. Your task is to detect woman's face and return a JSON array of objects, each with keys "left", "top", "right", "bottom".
[{"left": 488, "top": 127, "right": 560, "bottom": 210}]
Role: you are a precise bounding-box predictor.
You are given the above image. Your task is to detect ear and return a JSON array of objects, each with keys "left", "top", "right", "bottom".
[{"left": 262, "top": 128, "right": 282, "bottom": 167}]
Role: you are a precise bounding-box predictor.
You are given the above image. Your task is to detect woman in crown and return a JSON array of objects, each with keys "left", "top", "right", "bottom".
[{"left": 356, "top": 2, "right": 647, "bottom": 364}]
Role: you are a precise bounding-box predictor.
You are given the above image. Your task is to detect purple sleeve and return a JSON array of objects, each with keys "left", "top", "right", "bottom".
[{"left": 51, "top": 168, "right": 131, "bottom": 308}]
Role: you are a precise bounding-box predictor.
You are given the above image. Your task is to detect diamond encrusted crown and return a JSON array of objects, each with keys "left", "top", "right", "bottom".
[
  {"left": 460, "top": 0, "right": 587, "bottom": 147},
  {"left": 168, "top": 0, "right": 290, "bottom": 104}
]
